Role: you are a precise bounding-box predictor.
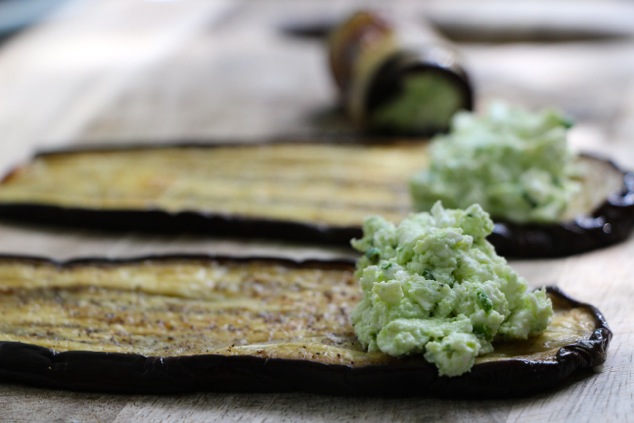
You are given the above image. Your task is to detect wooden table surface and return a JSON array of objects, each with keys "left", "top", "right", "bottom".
[{"left": 0, "top": 1, "right": 633, "bottom": 421}]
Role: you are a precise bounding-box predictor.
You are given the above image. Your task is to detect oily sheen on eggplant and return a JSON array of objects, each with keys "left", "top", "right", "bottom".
[
  {"left": 0, "top": 142, "right": 632, "bottom": 257},
  {"left": 0, "top": 255, "right": 611, "bottom": 397}
]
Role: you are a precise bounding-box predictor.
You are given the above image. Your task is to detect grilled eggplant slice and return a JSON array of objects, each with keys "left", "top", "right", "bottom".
[
  {"left": 0, "top": 142, "right": 426, "bottom": 244},
  {"left": 0, "top": 142, "right": 632, "bottom": 257},
  {"left": 0, "top": 255, "right": 611, "bottom": 397}
]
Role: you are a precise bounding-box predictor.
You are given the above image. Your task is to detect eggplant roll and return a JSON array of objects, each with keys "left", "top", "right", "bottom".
[
  {"left": 328, "top": 10, "right": 474, "bottom": 135},
  {"left": 0, "top": 254, "right": 611, "bottom": 397},
  {"left": 0, "top": 143, "right": 632, "bottom": 257}
]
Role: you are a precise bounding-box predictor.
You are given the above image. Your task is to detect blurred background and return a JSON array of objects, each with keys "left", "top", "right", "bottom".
[{"left": 1, "top": 0, "right": 633, "bottom": 169}]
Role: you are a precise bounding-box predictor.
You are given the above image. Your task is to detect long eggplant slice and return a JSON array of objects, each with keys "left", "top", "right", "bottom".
[
  {"left": 0, "top": 255, "right": 611, "bottom": 397},
  {"left": 0, "top": 142, "right": 632, "bottom": 257}
]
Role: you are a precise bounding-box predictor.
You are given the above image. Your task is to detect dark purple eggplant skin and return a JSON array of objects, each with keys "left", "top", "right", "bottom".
[
  {"left": 0, "top": 254, "right": 613, "bottom": 398},
  {"left": 0, "top": 145, "right": 632, "bottom": 258},
  {"left": 0, "top": 203, "right": 359, "bottom": 245}
]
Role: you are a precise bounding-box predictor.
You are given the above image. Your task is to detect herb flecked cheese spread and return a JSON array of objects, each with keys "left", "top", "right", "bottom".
[
  {"left": 410, "top": 103, "right": 580, "bottom": 223},
  {"left": 351, "top": 202, "right": 553, "bottom": 376}
]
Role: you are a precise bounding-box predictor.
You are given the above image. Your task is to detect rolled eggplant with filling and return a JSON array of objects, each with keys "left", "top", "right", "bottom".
[{"left": 328, "top": 9, "right": 474, "bottom": 135}]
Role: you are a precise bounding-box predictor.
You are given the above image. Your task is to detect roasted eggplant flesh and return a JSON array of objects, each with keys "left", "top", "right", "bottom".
[
  {"left": 0, "top": 143, "right": 426, "bottom": 228},
  {"left": 0, "top": 255, "right": 611, "bottom": 396},
  {"left": 0, "top": 143, "right": 631, "bottom": 257}
]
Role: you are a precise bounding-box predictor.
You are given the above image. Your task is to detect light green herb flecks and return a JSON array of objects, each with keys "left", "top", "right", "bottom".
[
  {"left": 409, "top": 102, "right": 580, "bottom": 223},
  {"left": 351, "top": 202, "right": 553, "bottom": 377}
]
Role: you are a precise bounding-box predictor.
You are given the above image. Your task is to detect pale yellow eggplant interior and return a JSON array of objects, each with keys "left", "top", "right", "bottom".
[
  {"left": 0, "top": 258, "right": 598, "bottom": 367},
  {"left": 0, "top": 144, "right": 427, "bottom": 227},
  {"left": 0, "top": 144, "right": 623, "bottom": 226}
]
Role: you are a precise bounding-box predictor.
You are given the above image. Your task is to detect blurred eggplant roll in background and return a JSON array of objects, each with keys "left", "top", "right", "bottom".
[{"left": 328, "top": 10, "right": 474, "bottom": 136}]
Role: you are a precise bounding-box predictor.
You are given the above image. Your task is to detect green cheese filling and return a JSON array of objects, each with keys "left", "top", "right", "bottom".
[
  {"left": 351, "top": 202, "right": 553, "bottom": 377},
  {"left": 369, "top": 72, "right": 464, "bottom": 132},
  {"left": 410, "top": 102, "right": 580, "bottom": 223}
]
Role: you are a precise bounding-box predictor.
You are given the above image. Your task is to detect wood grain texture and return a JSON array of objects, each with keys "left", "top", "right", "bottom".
[{"left": 0, "top": 0, "right": 633, "bottom": 421}]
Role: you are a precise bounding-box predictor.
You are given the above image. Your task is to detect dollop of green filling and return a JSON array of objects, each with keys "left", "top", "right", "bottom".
[
  {"left": 351, "top": 202, "right": 553, "bottom": 377},
  {"left": 370, "top": 72, "right": 464, "bottom": 133},
  {"left": 410, "top": 102, "right": 580, "bottom": 223}
]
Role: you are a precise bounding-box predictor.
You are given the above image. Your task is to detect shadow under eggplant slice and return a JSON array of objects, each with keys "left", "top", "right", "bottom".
[
  {"left": 0, "top": 141, "right": 632, "bottom": 258},
  {"left": 0, "top": 254, "right": 611, "bottom": 397}
]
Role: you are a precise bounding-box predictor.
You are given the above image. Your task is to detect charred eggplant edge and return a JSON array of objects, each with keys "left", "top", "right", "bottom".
[
  {"left": 0, "top": 254, "right": 612, "bottom": 397},
  {"left": 0, "top": 144, "right": 632, "bottom": 257}
]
